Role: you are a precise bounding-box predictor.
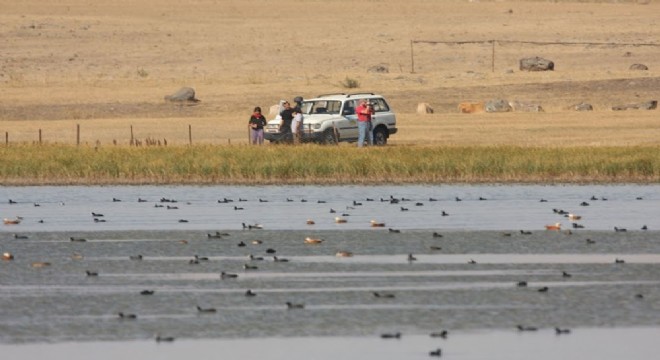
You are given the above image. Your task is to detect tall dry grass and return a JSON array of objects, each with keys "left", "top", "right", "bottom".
[{"left": 1, "top": 144, "right": 658, "bottom": 185}]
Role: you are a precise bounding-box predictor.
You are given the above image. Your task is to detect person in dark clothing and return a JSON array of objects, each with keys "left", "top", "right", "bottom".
[
  {"left": 248, "top": 106, "right": 267, "bottom": 145},
  {"left": 278, "top": 101, "right": 294, "bottom": 143},
  {"left": 293, "top": 96, "right": 304, "bottom": 111}
]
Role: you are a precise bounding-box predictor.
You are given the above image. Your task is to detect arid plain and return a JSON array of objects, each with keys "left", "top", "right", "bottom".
[{"left": 1, "top": 0, "right": 659, "bottom": 146}]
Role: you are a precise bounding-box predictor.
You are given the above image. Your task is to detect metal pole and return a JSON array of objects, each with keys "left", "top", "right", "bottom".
[{"left": 410, "top": 40, "right": 415, "bottom": 73}]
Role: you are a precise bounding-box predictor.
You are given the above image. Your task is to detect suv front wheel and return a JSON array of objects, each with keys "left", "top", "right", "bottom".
[{"left": 323, "top": 129, "right": 338, "bottom": 145}]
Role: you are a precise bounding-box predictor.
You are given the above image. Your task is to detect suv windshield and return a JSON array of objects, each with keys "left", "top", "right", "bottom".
[{"left": 301, "top": 100, "right": 342, "bottom": 115}]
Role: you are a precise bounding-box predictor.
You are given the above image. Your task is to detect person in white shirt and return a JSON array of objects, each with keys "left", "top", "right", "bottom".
[{"left": 291, "top": 108, "right": 303, "bottom": 144}]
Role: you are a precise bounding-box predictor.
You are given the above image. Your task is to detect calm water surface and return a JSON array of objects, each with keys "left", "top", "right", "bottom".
[
  {"left": 1, "top": 184, "right": 658, "bottom": 231},
  {"left": 1, "top": 185, "right": 658, "bottom": 358}
]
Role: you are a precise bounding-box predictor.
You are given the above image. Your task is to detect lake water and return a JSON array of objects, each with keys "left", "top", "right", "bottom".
[
  {"left": 1, "top": 184, "right": 658, "bottom": 232},
  {"left": 1, "top": 185, "right": 659, "bottom": 359}
]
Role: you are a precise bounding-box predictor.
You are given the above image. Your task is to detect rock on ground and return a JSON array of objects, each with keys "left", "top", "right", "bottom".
[{"left": 164, "top": 87, "right": 200, "bottom": 103}]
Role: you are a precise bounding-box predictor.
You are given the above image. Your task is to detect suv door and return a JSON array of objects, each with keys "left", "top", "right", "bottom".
[
  {"left": 369, "top": 98, "right": 395, "bottom": 145},
  {"left": 308, "top": 100, "right": 351, "bottom": 142},
  {"left": 340, "top": 99, "right": 359, "bottom": 141}
]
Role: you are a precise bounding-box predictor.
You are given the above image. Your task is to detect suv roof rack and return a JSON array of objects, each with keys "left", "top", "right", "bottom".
[
  {"left": 316, "top": 93, "right": 346, "bottom": 98},
  {"left": 346, "top": 92, "right": 376, "bottom": 98}
]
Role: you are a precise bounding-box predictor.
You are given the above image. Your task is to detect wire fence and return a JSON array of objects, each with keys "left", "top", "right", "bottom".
[
  {"left": 2, "top": 124, "right": 245, "bottom": 147},
  {"left": 409, "top": 39, "right": 660, "bottom": 73}
]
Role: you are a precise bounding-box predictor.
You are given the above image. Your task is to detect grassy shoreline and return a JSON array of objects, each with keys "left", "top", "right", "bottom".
[{"left": 1, "top": 144, "right": 659, "bottom": 185}]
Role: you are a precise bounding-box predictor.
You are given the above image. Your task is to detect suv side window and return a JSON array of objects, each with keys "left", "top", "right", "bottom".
[
  {"left": 326, "top": 101, "right": 342, "bottom": 114},
  {"left": 312, "top": 100, "right": 342, "bottom": 114},
  {"left": 342, "top": 100, "right": 356, "bottom": 115}
]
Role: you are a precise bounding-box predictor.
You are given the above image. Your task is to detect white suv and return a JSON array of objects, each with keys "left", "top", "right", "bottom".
[{"left": 264, "top": 93, "right": 397, "bottom": 145}]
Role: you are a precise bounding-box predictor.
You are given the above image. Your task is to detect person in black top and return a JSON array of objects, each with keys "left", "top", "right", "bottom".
[
  {"left": 293, "top": 96, "right": 304, "bottom": 111},
  {"left": 248, "top": 106, "right": 267, "bottom": 145},
  {"left": 278, "top": 101, "right": 294, "bottom": 143}
]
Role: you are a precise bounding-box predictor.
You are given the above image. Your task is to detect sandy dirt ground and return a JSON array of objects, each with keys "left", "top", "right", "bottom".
[{"left": 1, "top": 0, "right": 659, "bottom": 146}]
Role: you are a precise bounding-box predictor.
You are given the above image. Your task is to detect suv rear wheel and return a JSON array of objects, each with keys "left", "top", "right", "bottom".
[{"left": 373, "top": 127, "right": 388, "bottom": 146}]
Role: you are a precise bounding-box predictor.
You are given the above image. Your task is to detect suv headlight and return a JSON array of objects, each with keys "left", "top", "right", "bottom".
[{"left": 313, "top": 124, "right": 321, "bottom": 130}]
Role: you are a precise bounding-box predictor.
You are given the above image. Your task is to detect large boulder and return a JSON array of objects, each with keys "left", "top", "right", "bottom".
[
  {"left": 519, "top": 57, "right": 554, "bottom": 71},
  {"left": 269, "top": 104, "right": 281, "bottom": 117},
  {"left": 458, "top": 102, "right": 485, "bottom": 114},
  {"left": 416, "top": 103, "right": 434, "bottom": 114},
  {"left": 629, "top": 63, "right": 648, "bottom": 71},
  {"left": 612, "top": 100, "right": 657, "bottom": 111},
  {"left": 485, "top": 99, "right": 513, "bottom": 113},
  {"left": 164, "top": 87, "right": 200, "bottom": 103}
]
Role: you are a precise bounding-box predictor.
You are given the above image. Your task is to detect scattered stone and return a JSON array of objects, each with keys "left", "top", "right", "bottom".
[
  {"left": 572, "top": 102, "right": 593, "bottom": 111},
  {"left": 519, "top": 56, "right": 554, "bottom": 71},
  {"left": 612, "top": 100, "right": 657, "bottom": 111},
  {"left": 485, "top": 99, "right": 512, "bottom": 113},
  {"left": 509, "top": 100, "right": 544, "bottom": 112},
  {"left": 629, "top": 63, "right": 648, "bottom": 71},
  {"left": 367, "top": 64, "right": 389, "bottom": 73},
  {"left": 164, "top": 87, "right": 200, "bottom": 103},
  {"left": 416, "top": 102, "right": 434, "bottom": 114}
]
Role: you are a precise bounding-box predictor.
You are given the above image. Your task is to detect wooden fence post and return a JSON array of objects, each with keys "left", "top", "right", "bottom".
[
  {"left": 410, "top": 40, "right": 415, "bottom": 73},
  {"left": 5, "top": 132, "right": 8, "bottom": 146},
  {"left": 76, "top": 124, "right": 80, "bottom": 146},
  {"left": 491, "top": 40, "right": 496, "bottom": 73},
  {"left": 188, "top": 124, "right": 192, "bottom": 145},
  {"left": 39, "top": 129, "right": 42, "bottom": 145}
]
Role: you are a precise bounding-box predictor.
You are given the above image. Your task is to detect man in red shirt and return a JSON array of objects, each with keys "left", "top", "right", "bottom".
[{"left": 356, "top": 99, "right": 374, "bottom": 147}]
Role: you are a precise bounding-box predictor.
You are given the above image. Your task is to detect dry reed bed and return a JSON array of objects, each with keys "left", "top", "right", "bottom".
[{"left": 1, "top": 144, "right": 658, "bottom": 185}]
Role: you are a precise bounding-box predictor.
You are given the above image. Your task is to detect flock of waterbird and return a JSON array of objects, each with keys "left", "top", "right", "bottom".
[
  {"left": 2, "top": 192, "right": 652, "bottom": 352},
  {"left": 4, "top": 192, "right": 649, "bottom": 233}
]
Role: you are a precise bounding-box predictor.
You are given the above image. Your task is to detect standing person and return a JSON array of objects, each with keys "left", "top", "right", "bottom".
[
  {"left": 293, "top": 96, "right": 304, "bottom": 111},
  {"left": 291, "top": 107, "right": 303, "bottom": 144},
  {"left": 356, "top": 99, "right": 374, "bottom": 147},
  {"left": 248, "top": 106, "right": 267, "bottom": 145},
  {"left": 279, "top": 101, "right": 294, "bottom": 143}
]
